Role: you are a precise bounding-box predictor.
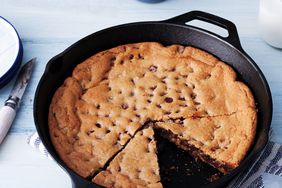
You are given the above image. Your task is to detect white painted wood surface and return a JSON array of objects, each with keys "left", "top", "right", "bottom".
[{"left": 0, "top": 0, "right": 281, "bottom": 187}]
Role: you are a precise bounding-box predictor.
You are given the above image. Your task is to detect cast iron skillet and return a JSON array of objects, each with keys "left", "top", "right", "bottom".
[{"left": 34, "top": 11, "right": 272, "bottom": 188}]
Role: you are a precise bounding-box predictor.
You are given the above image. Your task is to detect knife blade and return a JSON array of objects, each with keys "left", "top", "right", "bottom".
[{"left": 0, "top": 58, "right": 36, "bottom": 144}]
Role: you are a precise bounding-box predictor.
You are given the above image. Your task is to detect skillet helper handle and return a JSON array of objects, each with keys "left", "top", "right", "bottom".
[
  {"left": 165, "top": 10, "right": 243, "bottom": 50},
  {"left": 0, "top": 106, "right": 16, "bottom": 144}
]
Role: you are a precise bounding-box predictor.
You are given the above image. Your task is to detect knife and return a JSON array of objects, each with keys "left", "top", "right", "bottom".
[{"left": 0, "top": 58, "right": 36, "bottom": 144}]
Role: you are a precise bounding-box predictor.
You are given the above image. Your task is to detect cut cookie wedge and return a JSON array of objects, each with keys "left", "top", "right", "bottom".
[
  {"left": 49, "top": 51, "right": 144, "bottom": 178},
  {"left": 155, "top": 108, "right": 257, "bottom": 174},
  {"left": 93, "top": 126, "right": 162, "bottom": 188}
]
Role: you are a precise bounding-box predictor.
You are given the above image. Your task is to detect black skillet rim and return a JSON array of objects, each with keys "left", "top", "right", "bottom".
[{"left": 34, "top": 11, "right": 273, "bottom": 188}]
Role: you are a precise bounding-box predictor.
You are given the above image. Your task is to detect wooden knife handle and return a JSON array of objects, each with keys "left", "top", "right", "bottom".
[{"left": 0, "top": 106, "right": 16, "bottom": 144}]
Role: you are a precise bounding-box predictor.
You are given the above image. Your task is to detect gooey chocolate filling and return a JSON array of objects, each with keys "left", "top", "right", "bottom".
[{"left": 156, "top": 128, "right": 233, "bottom": 174}]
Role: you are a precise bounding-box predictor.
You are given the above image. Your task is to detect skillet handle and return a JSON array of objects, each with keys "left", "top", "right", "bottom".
[{"left": 164, "top": 11, "right": 243, "bottom": 50}]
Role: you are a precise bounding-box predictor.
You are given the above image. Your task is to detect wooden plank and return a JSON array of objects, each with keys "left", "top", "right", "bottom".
[
  {"left": 0, "top": 134, "right": 70, "bottom": 188},
  {"left": 0, "top": 0, "right": 261, "bottom": 40}
]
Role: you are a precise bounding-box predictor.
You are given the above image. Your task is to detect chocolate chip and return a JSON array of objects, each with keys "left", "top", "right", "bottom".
[
  {"left": 86, "top": 131, "right": 91, "bottom": 137},
  {"left": 145, "top": 147, "right": 150, "bottom": 153},
  {"left": 129, "top": 54, "right": 134, "bottom": 60},
  {"left": 165, "top": 111, "right": 171, "bottom": 115},
  {"left": 156, "top": 104, "right": 161, "bottom": 108},
  {"left": 194, "top": 101, "right": 200, "bottom": 105},
  {"left": 177, "top": 46, "right": 185, "bottom": 53},
  {"left": 82, "top": 89, "right": 87, "bottom": 94},
  {"left": 110, "top": 57, "right": 116, "bottom": 64},
  {"left": 95, "top": 123, "right": 101, "bottom": 128},
  {"left": 179, "top": 118, "right": 185, "bottom": 124},
  {"left": 219, "top": 138, "right": 225, "bottom": 143},
  {"left": 165, "top": 97, "right": 173, "bottom": 103},
  {"left": 191, "top": 93, "right": 197, "bottom": 99},
  {"left": 121, "top": 103, "right": 128, "bottom": 109},
  {"left": 149, "top": 86, "right": 157, "bottom": 91},
  {"left": 179, "top": 96, "right": 185, "bottom": 101},
  {"left": 149, "top": 65, "right": 158, "bottom": 72},
  {"left": 138, "top": 54, "right": 144, "bottom": 59}
]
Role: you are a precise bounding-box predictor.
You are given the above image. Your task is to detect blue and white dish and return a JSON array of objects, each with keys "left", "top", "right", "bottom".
[{"left": 0, "top": 17, "right": 23, "bottom": 89}]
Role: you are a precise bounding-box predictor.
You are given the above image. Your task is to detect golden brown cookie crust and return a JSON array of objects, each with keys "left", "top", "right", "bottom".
[
  {"left": 93, "top": 127, "right": 162, "bottom": 188},
  {"left": 49, "top": 42, "right": 257, "bottom": 183}
]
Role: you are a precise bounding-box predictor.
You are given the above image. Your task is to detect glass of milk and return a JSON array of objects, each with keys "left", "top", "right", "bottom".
[{"left": 258, "top": 0, "right": 282, "bottom": 48}]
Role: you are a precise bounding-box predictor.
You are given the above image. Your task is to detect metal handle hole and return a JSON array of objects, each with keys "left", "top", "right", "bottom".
[{"left": 185, "top": 20, "right": 229, "bottom": 38}]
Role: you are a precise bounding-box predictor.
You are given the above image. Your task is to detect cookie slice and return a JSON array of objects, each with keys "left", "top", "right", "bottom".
[
  {"left": 155, "top": 108, "right": 256, "bottom": 174},
  {"left": 49, "top": 48, "right": 146, "bottom": 178},
  {"left": 93, "top": 126, "right": 162, "bottom": 188}
]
